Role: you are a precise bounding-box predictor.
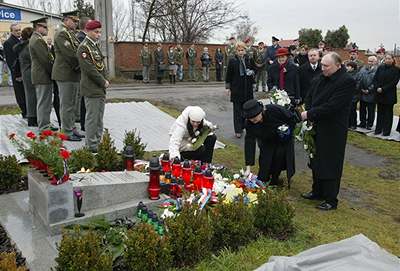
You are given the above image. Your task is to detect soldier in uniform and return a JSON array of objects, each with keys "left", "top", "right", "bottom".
[
  {"left": 175, "top": 43, "right": 184, "bottom": 81},
  {"left": 154, "top": 43, "right": 164, "bottom": 84},
  {"left": 29, "top": 17, "right": 57, "bottom": 131},
  {"left": 244, "top": 37, "right": 256, "bottom": 60},
  {"left": 254, "top": 41, "right": 267, "bottom": 92},
  {"left": 52, "top": 11, "right": 83, "bottom": 141},
  {"left": 140, "top": 43, "right": 151, "bottom": 83},
  {"left": 225, "top": 37, "right": 236, "bottom": 62},
  {"left": 186, "top": 43, "right": 197, "bottom": 81},
  {"left": 343, "top": 49, "right": 364, "bottom": 71},
  {"left": 77, "top": 20, "right": 109, "bottom": 152},
  {"left": 167, "top": 45, "right": 177, "bottom": 84}
]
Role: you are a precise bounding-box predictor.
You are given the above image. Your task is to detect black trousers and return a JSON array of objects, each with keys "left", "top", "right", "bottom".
[
  {"left": 258, "top": 144, "right": 286, "bottom": 185},
  {"left": 11, "top": 75, "right": 26, "bottom": 118},
  {"left": 52, "top": 81, "right": 61, "bottom": 127},
  {"left": 359, "top": 101, "right": 375, "bottom": 127},
  {"left": 216, "top": 65, "right": 222, "bottom": 81},
  {"left": 232, "top": 101, "right": 245, "bottom": 134},
  {"left": 348, "top": 101, "right": 358, "bottom": 127},
  {"left": 375, "top": 103, "right": 393, "bottom": 135},
  {"left": 80, "top": 96, "right": 86, "bottom": 131},
  {"left": 313, "top": 176, "right": 341, "bottom": 207},
  {"left": 180, "top": 134, "right": 217, "bottom": 163}
]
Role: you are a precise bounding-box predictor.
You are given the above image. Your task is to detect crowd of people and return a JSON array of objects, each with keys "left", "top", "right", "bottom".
[{"left": 2, "top": 12, "right": 108, "bottom": 153}]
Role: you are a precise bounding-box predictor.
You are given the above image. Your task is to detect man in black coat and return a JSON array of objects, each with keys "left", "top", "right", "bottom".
[
  {"left": 242, "top": 99, "right": 299, "bottom": 185},
  {"left": 301, "top": 52, "right": 355, "bottom": 211},
  {"left": 3, "top": 23, "right": 26, "bottom": 118},
  {"left": 299, "top": 48, "right": 322, "bottom": 103},
  {"left": 267, "top": 47, "right": 300, "bottom": 103},
  {"left": 265, "top": 36, "right": 280, "bottom": 66}
]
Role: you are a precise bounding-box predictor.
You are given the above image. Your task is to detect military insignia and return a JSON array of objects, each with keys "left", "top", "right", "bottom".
[{"left": 81, "top": 52, "right": 87, "bottom": 58}]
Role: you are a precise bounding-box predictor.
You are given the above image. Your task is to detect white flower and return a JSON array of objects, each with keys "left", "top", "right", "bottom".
[
  {"left": 194, "top": 130, "right": 200, "bottom": 136},
  {"left": 304, "top": 144, "right": 308, "bottom": 150},
  {"left": 161, "top": 209, "right": 175, "bottom": 219},
  {"left": 191, "top": 138, "right": 197, "bottom": 143},
  {"left": 233, "top": 173, "right": 240, "bottom": 179},
  {"left": 278, "top": 124, "right": 289, "bottom": 132}
]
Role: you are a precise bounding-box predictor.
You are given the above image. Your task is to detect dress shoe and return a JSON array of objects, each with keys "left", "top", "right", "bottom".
[
  {"left": 358, "top": 124, "right": 366, "bottom": 128},
  {"left": 382, "top": 133, "right": 390, "bottom": 137},
  {"left": 66, "top": 134, "right": 82, "bottom": 142},
  {"left": 72, "top": 129, "right": 85, "bottom": 138},
  {"left": 374, "top": 130, "right": 382, "bottom": 135},
  {"left": 366, "top": 126, "right": 372, "bottom": 130},
  {"left": 27, "top": 117, "right": 38, "bottom": 127},
  {"left": 301, "top": 191, "right": 322, "bottom": 200},
  {"left": 316, "top": 201, "right": 337, "bottom": 211}
]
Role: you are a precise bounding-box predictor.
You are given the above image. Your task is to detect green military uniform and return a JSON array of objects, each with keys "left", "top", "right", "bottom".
[
  {"left": 140, "top": 46, "right": 152, "bottom": 83},
  {"left": 52, "top": 23, "right": 81, "bottom": 138},
  {"left": 344, "top": 59, "right": 364, "bottom": 72},
  {"left": 175, "top": 46, "right": 184, "bottom": 81},
  {"left": 225, "top": 44, "right": 236, "bottom": 62},
  {"left": 77, "top": 36, "right": 107, "bottom": 152},
  {"left": 29, "top": 24, "right": 54, "bottom": 131},
  {"left": 254, "top": 47, "right": 267, "bottom": 91},
  {"left": 186, "top": 47, "right": 197, "bottom": 81},
  {"left": 246, "top": 46, "right": 256, "bottom": 60}
]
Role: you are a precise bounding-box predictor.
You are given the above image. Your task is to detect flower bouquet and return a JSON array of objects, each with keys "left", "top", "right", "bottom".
[
  {"left": 268, "top": 88, "right": 291, "bottom": 108},
  {"left": 187, "top": 126, "right": 212, "bottom": 151},
  {"left": 293, "top": 121, "right": 316, "bottom": 159}
]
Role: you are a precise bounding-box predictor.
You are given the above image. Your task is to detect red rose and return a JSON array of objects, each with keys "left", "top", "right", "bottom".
[
  {"left": 59, "top": 149, "right": 71, "bottom": 160},
  {"left": 26, "top": 131, "right": 36, "bottom": 139},
  {"left": 41, "top": 130, "right": 53, "bottom": 137},
  {"left": 58, "top": 133, "right": 68, "bottom": 141}
]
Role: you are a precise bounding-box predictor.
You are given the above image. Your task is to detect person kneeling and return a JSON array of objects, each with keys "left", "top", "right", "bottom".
[
  {"left": 243, "top": 99, "right": 299, "bottom": 186},
  {"left": 169, "top": 106, "right": 217, "bottom": 163}
]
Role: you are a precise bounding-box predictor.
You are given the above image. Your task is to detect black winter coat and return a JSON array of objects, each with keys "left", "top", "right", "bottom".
[
  {"left": 267, "top": 61, "right": 300, "bottom": 100},
  {"left": 3, "top": 34, "right": 20, "bottom": 74},
  {"left": 244, "top": 104, "right": 298, "bottom": 181},
  {"left": 305, "top": 67, "right": 355, "bottom": 180},
  {"left": 225, "top": 55, "right": 255, "bottom": 103},
  {"left": 373, "top": 64, "right": 400, "bottom": 105},
  {"left": 299, "top": 62, "right": 322, "bottom": 101}
]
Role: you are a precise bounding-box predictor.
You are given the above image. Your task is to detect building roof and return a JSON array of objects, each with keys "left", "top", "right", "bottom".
[
  {"left": 0, "top": 2, "right": 62, "bottom": 19},
  {"left": 278, "top": 39, "right": 299, "bottom": 48}
]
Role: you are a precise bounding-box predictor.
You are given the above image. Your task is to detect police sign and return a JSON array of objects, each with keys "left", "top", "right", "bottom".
[{"left": 0, "top": 8, "right": 21, "bottom": 21}]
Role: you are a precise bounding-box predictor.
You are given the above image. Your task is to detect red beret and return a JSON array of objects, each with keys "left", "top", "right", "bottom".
[
  {"left": 244, "top": 37, "right": 251, "bottom": 43},
  {"left": 350, "top": 49, "right": 358, "bottom": 53},
  {"left": 275, "top": 47, "right": 289, "bottom": 57},
  {"left": 376, "top": 48, "right": 385, "bottom": 54},
  {"left": 85, "top": 20, "right": 102, "bottom": 31}
]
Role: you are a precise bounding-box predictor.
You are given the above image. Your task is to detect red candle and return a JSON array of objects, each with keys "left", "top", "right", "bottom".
[
  {"left": 193, "top": 166, "right": 203, "bottom": 191},
  {"left": 161, "top": 153, "right": 171, "bottom": 173},
  {"left": 181, "top": 160, "right": 192, "bottom": 188},
  {"left": 203, "top": 169, "right": 214, "bottom": 190},
  {"left": 171, "top": 157, "right": 182, "bottom": 178},
  {"left": 148, "top": 156, "right": 161, "bottom": 200}
]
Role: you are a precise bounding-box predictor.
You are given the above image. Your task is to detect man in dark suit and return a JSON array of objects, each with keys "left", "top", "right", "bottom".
[
  {"left": 3, "top": 23, "right": 26, "bottom": 118},
  {"left": 301, "top": 52, "right": 355, "bottom": 211},
  {"left": 299, "top": 48, "right": 322, "bottom": 103}
]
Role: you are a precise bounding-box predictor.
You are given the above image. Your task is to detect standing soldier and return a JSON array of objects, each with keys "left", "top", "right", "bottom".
[
  {"left": 175, "top": 43, "right": 184, "bottom": 81},
  {"left": 186, "top": 43, "right": 197, "bottom": 81},
  {"left": 244, "top": 37, "right": 256, "bottom": 60},
  {"left": 225, "top": 37, "right": 236, "bottom": 62},
  {"left": 154, "top": 43, "right": 164, "bottom": 84},
  {"left": 77, "top": 20, "right": 109, "bottom": 153},
  {"left": 167, "top": 45, "right": 177, "bottom": 84},
  {"left": 29, "top": 17, "right": 57, "bottom": 131},
  {"left": 140, "top": 43, "right": 151, "bottom": 83},
  {"left": 254, "top": 41, "right": 267, "bottom": 92},
  {"left": 52, "top": 11, "right": 83, "bottom": 141}
]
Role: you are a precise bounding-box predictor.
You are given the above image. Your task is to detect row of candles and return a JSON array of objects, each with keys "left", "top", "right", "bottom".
[
  {"left": 136, "top": 202, "right": 165, "bottom": 236},
  {"left": 148, "top": 153, "right": 215, "bottom": 200}
]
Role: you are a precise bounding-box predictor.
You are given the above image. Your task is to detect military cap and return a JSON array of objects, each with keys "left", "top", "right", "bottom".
[
  {"left": 258, "top": 41, "right": 264, "bottom": 45},
  {"left": 244, "top": 37, "right": 252, "bottom": 43},
  {"left": 85, "top": 20, "right": 102, "bottom": 30},
  {"left": 31, "top": 17, "right": 48, "bottom": 26},
  {"left": 228, "top": 36, "right": 236, "bottom": 41},
  {"left": 376, "top": 48, "right": 385, "bottom": 54},
  {"left": 243, "top": 99, "right": 263, "bottom": 119},
  {"left": 272, "top": 36, "right": 279, "bottom": 42},
  {"left": 350, "top": 48, "right": 358, "bottom": 54},
  {"left": 62, "top": 10, "right": 79, "bottom": 21}
]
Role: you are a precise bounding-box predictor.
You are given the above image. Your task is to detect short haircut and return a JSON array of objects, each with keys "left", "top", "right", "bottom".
[
  {"left": 368, "top": 55, "right": 377, "bottom": 62},
  {"left": 308, "top": 48, "right": 319, "bottom": 55},
  {"left": 235, "top": 41, "right": 246, "bottom": 50},
  {"left": 79, "top": 17, "right": 90, "bottom": 30},
  {"left": 326, "top": 52, "right": 342, "bottom": 65},
  {"left": 21, "top": 27, "right": 33, "bottom": 41},
  {"left": 9, "top": 23, "right": 19, "bottom": 32}
]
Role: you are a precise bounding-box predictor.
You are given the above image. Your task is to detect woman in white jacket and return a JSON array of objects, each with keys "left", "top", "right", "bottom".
[{"left": 168, "top": 106, "right": 217, "bottom": 163}]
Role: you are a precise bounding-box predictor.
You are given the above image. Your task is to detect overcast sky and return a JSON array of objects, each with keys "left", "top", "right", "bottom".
[
  {"left": 6, "top": 0, "right": 400, "bottom": 51},
  {"left": 212, "top": 0, "right": 400, "bottom": 51}
]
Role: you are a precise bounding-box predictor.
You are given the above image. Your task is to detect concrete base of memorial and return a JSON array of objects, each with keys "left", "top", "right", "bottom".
[{"left": 28, "top": 169, "right": 165, "bottom": 235}]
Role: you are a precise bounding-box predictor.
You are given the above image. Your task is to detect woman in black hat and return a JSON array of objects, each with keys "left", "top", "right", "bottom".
[{"left": 243, "top": 99, "right": 299, "bottom": 186}]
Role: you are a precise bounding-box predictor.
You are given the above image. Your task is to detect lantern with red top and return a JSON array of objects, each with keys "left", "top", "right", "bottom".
[
  {"left": 170, "top": 177, "right": 182, "bottom": 198},
  {"left": 122, "top": 146, "right": 135, "bottom": 171},
  {"left": 202, "top": 168, "right": 214, "bottom": 190},
  {"left": 148, "top": 156, "right": 161, "bottom": 200},
  {"left": 192, "top": 165, "right": 203, "bottom": 191},
  {"left": 171, "top": 156, "right": 182, "bottom": 179},
  {"left": 160, "top": 153, "right": 171, "bottom": 173},
  {"left": 181, "top": 159, "right": 192, "bottom": 190}
]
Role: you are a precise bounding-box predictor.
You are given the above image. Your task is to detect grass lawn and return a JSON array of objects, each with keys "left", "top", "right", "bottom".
[{"left": 1, "top": 99, "right": 399, "bottom": 270}]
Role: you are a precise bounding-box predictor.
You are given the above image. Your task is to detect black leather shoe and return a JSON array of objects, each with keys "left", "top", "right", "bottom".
[
  {"left": 301, "top": 191, "right": 322, "bottom": 200},
  {"left": 316, "top": 201, "right": 337, "bottom": 211},
  {"left": 66, "top": 134, "right": 82, "bottom": 142}
]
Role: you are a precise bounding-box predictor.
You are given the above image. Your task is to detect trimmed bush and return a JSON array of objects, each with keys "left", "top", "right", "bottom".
[
  {"left": 0, "top": 252, "right": 27, "bottom": 271},
  {"left": 124, "top": 223, "right": 171, "bottom": 271},
  {"left": 68, "top": 148, "right": 96, "bottom": 173},
  {"left": 54, "top": 226, "right": 113, "bottom": 271},
  {"left": 123, "top": 129, "right": 147, "bottom": 159},
  {"left": 211, "top": 195, "right": 256, "bottom": 252},
  {"left": 165, "top": 203, "right": 212, "bottom": 267},
  {"left": 253, "top": 189, "right": 295, "bottom": 239},
  {"left": 96, "top": 129, "right": 121, "bottom": 171},
  {"left": 0, "top": 155, "right": 22, "bottom": 190}
]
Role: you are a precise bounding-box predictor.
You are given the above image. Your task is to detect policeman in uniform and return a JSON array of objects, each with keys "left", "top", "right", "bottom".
[
  {"left": 77, "top": 20, "right": 109, "bottom": 152},
  {"left": 186, "top": 43, "right": 197, "bottom": 81},
  {"left": 52, "top": 11, "right": 83, "bottom": 141},
  {"left": 29, "top": 17, "right": 57, "bottom": 131},
  {"left": 140, "top": 43, "right": 152, "bottom": 83}
]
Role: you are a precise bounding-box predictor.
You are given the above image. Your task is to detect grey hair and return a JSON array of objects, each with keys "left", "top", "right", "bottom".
[
  {"left": 9, "top": 23, "right": 19, "bottom": 31},
  {"left": 325, "top": 52, "right": 342, "bottom": 65}
]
